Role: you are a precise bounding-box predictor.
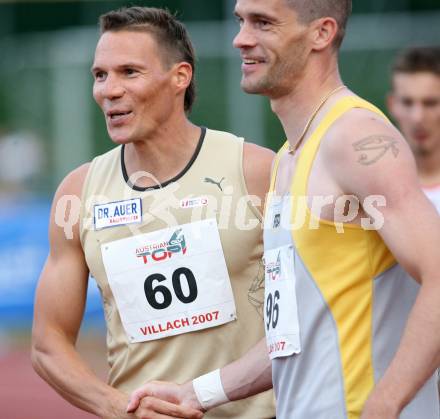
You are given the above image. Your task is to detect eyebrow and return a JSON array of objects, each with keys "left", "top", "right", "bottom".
[
  {"left": 234, "top": 9, "right": 276, "bottom": 21},
  {"left": 91, "top": 62, "right": 145, "bottom": 74}
]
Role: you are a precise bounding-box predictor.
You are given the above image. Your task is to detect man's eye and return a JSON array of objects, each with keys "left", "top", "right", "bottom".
[
  {"left": 235, "top": 16, "right": 244, "bottom": 26},
  {"left": 401, "top": 98, "right": 413, "bottom": 108},
  {"left": 424, "top": 99, "right": 440, "bottom": 108},
  {"left": 125, "top": 68, "right": 137, "bottom": 76},
  {"left": 94, "top": 72, "right": 106, "bottom": 81},
  {"left": 256, "top": 20, "right": 271, "bottom": 29}
]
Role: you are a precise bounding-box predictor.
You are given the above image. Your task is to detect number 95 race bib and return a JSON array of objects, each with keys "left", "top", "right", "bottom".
[
  {"left": 264, "top": 245, "right": 301, "bottom": 359},
  {"left": 101, "top": 219, "right": 237, "bottom": 343}
]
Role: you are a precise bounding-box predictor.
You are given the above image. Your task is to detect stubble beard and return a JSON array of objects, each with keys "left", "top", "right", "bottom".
[
  {"left": 241, "top": 73, "right": 272, "bottom": 96},
  {"left": 240, "top": 62, "right": 297, "bottom": 98},
  {"left": 241, "top": 45, "right": 308, "bottom": 98}
]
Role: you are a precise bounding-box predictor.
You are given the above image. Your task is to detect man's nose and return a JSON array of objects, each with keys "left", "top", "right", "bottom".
[
  {"left": 409, "top": 104, "right": 426, "bottom": 125},
  {"left": 101, "top": 74, "right": 125, "bottom": 100},
  {"left": 233, "top": 23, "right": 257, "bottom": 50}
]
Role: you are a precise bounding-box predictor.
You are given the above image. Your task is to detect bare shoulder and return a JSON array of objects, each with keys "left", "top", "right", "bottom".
[
  {"left": 243, "top": 141, "right": 275, "bottom": 161},
  {"left": 321, "top": 107, "right": 418, "bottom": 197},
  {"left": 243, "top": 141, "right": 275, "bottom": 185},
  {"left": 243, "top": 141, "right": 275, "bottom": 212},
  {"left": 49, "top": 163, "right": 91, "bottom": 247},
  {"left": 243, "top": 141, "right": 275, "bottom": 175},
  {"left": 322, "top": 107, "right": 413, "bottom": 168},
  {"left": 54, "top": 162, "right": 91, "bottom": 200}
]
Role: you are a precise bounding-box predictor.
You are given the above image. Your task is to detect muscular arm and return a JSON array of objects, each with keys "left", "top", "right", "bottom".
[
  {"left": 327, "top": 110, "right": 440, "bottom": 417},
  {"left": 32, "top": 165, "right": 203, "bottom": 419},
  {"left": 31, "top": 164, "right": 130, "bottom": 418}
]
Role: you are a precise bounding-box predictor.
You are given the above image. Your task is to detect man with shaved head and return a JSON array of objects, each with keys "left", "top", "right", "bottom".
[{"left": 127, "top": 0, "right": 440, "bottom": 418}]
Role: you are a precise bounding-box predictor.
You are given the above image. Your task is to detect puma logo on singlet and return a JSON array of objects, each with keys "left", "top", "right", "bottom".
[{"left": 204, "top": 177, "right": 225, "bottom": 192}]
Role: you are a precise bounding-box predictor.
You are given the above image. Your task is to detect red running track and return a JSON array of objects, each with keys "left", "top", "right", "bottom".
[
  {"left": 0, "top": 336, "right": 107, "bottom": 419},
  {"left": 0, "top": 350, "right": 96, "bottom": 419}
]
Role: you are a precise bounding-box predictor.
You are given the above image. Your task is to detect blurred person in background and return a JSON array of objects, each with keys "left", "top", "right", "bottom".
[
  {"left": 388, "top": 45, "right": 440, "bottom": 399},
  {"left": 388, "top": 46, "right": 440, "bottom": 213},
  {"left": 31, "top": 6, "right": 275, "bottom": 419}
]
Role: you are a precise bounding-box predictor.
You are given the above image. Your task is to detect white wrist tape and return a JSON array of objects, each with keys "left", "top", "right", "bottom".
[{"left": 192, "top": 369, "right": 230, "bottom": 410}]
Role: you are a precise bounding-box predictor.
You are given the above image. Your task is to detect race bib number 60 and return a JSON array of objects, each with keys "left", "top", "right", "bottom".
[
  {"left": 264, "top": 245, "right": 301, "bottom": 359},
  {"left": 101, "top": 219, "right": 237, "bottom": 343}
]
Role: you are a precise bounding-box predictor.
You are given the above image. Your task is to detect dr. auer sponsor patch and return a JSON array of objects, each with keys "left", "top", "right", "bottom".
[{"left": 94, "top": 198, "right": 142, "bottom": 230}]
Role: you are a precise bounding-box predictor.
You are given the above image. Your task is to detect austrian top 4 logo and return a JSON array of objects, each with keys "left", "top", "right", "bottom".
[
  {"left": 265, "top": 251, "right": 281, "bottom": 282},
  {"left": 136, "top": 229, "right": 187, "bottom": 264}
]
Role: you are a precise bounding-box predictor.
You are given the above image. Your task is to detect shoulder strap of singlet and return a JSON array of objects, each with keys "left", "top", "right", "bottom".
[
  {"left": 264, "top": 141, "right": 290, "bottom": 222},
  {"left": 292, "top": 96, "right": 388, "bottom": 196}
]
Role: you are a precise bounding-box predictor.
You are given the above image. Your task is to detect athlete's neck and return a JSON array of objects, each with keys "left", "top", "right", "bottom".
[
  {"left": 415, "top": 146, "right": 440, "bottom": 186},
  {"left": 124, "top": 119, "right": 201, "bottom": 188},
  {"left": 270, "top": 57, "right": 344, "bottom": 151}
]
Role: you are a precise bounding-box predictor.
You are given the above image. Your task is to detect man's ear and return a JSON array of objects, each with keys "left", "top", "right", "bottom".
[
  {"left": 173, "top": 62, "right": 193, "bottom": 92},
  {"left": 310, "top": 17, "right": 339, "bottom": 51}
]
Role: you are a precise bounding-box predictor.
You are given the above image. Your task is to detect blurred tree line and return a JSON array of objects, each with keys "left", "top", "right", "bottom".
[{"left": 1, "top": 0, "right": 439, "bottom": 36}]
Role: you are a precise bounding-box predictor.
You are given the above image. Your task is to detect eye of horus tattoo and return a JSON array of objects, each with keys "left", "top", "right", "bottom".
[{"left": 352, "top": 135, "right": 400, "bottom": 166}]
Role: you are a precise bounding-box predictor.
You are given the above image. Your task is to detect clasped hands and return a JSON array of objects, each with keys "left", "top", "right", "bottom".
[
  {"left": 125, "top": 380, "right": 204, "bottom": 419},
  {"left": 123, "top": 379, "right": 400, "bottom": 419}
]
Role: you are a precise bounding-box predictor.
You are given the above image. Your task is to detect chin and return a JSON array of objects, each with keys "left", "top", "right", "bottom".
[
  {"left": 241, "top": 80, "right": 267, "bottom": 96},
  {"left": 412, "top": 142, "right": 435, "bottom": 156},
  {"left": 107, "top": 129, "right": 131, "bottom": 145},
  {"left": 108, "top": 135, "right": 133, "bottom": 145}
]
